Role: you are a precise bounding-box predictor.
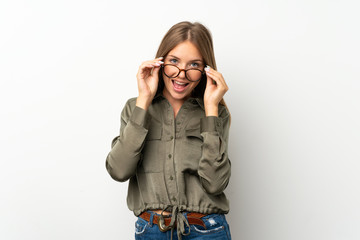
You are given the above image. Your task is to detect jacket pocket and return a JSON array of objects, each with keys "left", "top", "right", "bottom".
[
  {"left": 180, "top": 127, "right": 203, "bottom": 174},
  {"left": 146, "top": 120, "right": 162, "bottom": 140},
  {"left": 185, "top": 128, "right": 202, "bottom": 140},
  {"left": 185, "top": 127, "right": 203, "bottom": 154},
  {"left": 140, "top": 120, "right": 163, "bottom": 173}
]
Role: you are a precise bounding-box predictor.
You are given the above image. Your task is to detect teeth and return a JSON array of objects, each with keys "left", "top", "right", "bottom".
[{"left": 175, "top": 81, "right": 186, "bottom": 85}]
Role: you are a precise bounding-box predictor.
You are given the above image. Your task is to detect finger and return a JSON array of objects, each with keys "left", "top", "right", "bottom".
[
  {"left": 141, "top": 58, "right": 164, "bottom": 66},
  {"left": 206, "top": 72, "right": 229, "bottom": 93},
  {"left": 150, "top": 57, "right": 164, "bottom": 65},
  {"left": 205, "top": 67, "right": 227, "bottom": 89},
  {"left": 205, "top": 67, "right": 223, "bottom": 81},
  {"left": 139, "top": 61, "right": 163, "bottom": 75},
  {"left": 205, "top": 69, "right": 218, "bottom": 86},
  {"left": 205, "top": 66, "right": 224, "bottom": 79},
  {"left": 143, "top": 61, "right": 163, "bottom": 68},
  {"left": 205, "top": 70, "right": 219, "bottom": 84},
  {"left": 152, "top": 65, "right": 161, "bottom": 77},
  {"left": 206, "top": 73, "right": 216, "bottom": 88},
  {"left": 137, "top": 64, "right": 152, "bottom": 79},
  {"left": 150, "top": 59, "right": 164, "bottom": 67},
  {"left": 137, "top": 58, "right": 164, "bottom": 81}
]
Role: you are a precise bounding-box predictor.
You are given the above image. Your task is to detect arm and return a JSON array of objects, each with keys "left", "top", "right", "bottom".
[
  {"left": 199, "top": 65, "right": 231, "bottom": 195},
  {"left": 105, "top": 98, "right": 151, "bottom": 182},
  {"left": 198, "top": 107, "right": 231, "bottom": 195},
  {"left": 106, "top": 57, "right": 163, "bottom": 182}
]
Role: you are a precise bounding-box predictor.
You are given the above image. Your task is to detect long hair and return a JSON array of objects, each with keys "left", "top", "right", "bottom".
[{"left": 155, "top": 21, "right": 228, "bottom": 109}]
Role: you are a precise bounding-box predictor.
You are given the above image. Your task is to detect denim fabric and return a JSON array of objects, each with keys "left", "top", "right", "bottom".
[{"left": 135, "top": 211, "right": 232, "bottom": 240}]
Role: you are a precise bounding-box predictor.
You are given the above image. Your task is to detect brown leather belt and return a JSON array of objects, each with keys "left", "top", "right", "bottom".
[{"left": 139, "top": 211, "right": 207, "bottom": 232}]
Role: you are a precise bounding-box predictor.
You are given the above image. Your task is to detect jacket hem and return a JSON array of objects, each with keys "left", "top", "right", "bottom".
[{"left": 131, "top": 203, "right": 229, "bottom": 217}]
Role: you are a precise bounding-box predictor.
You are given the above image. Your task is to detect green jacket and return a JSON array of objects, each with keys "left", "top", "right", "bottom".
[{"left": 106, "top": 95, "right": 231, "bottom": 217}]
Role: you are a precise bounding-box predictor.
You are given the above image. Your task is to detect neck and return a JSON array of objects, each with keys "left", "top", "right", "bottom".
[{"left": 162, "top": 90, "right": 187, "bottom": 118}]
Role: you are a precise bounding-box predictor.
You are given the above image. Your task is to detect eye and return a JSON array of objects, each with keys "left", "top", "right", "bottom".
[
  {"left": 169, "top": 58, "right": 178, "bottom": 64},
  {"left": 190, "top": 62, "right": 200, "bottom": 68}
]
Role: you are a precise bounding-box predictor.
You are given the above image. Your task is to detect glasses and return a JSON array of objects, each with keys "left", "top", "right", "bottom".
[{"left": 161, "top": 64, "right": 205, "bottom": 82}]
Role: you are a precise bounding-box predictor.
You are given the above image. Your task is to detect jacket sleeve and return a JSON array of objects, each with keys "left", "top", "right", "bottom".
[
  {"left": 105, "top": 98, "right": 151, "bottom": 182},
  {"left": 198, "top": 106, "right": 231, "bottom": 195}
]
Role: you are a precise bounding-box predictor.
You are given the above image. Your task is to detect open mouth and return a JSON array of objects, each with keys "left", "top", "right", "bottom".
[{"left": 172, "top": 80, "right": 189, "bottom": 92}]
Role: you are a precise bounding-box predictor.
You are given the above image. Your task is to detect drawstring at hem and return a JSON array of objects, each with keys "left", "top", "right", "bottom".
[{"left": 159, "top": 205, "right": 190, "bottom": 240}]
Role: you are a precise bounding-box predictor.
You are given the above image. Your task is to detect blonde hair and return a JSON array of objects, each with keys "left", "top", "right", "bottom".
[{"left": 155, "top": 21, "right": 229, "bottom": 112}]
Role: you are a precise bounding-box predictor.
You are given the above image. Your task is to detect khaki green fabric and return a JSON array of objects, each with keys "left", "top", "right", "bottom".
[{"left": 106, "top": 94, "right": 231, "bottom": 217}]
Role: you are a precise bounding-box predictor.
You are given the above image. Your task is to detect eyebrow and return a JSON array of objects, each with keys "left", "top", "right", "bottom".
[{"left": 168, "top": 55, "right": 203, "bottom": 62}]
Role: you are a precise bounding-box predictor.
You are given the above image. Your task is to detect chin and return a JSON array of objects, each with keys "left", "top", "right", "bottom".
[
  {"left": 170, "top": 91, "right": 191, "bottom": 100},
  {"left": 163, "top": 77, "right": 197, "bottom": 102}
]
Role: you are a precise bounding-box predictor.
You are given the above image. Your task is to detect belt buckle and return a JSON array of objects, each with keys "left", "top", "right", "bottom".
[{"left": 157, "top": 215, "right": 171, "bottom": 232}]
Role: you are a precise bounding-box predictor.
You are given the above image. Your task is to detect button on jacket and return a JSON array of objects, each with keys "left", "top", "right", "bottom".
[{"left": 105, "top": 94, "right": 231, "bottom": 217}]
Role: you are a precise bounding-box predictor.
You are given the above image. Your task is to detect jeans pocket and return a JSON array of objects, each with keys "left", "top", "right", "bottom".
[
  {"left": 135, "top": 217, "right": 148, "bottom": 235},
  {"left": 192, "top": 224, "right": 225, "bottom": 234},
  {"left": 191, "top": 214, "right": 225, "bottom": 235}
]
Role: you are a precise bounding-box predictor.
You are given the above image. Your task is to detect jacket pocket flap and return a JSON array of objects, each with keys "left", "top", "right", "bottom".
[
  {"left": 146, "top": 121, "right": 162, "bottom": 140},
  {"left": 185, "top": 128, "right": 202, "bottom": 140}
]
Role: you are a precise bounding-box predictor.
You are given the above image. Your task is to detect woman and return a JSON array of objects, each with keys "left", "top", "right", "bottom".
[{"left": 106, "top": 21, "right": 232, "bottom": 240}]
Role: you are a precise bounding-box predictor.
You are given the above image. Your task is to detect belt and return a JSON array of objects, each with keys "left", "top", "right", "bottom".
[{"left": 139, "top": 211, "right": 207, "bottom": 231}]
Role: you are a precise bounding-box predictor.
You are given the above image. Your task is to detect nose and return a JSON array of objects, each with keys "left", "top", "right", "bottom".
[{"left": 178, "top": 68, "right": 186, "bottom": 79}]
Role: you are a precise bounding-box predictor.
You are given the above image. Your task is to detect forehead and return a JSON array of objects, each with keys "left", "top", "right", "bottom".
[{"left": 167, "top": 41, "right": 203, "bottom": 61}]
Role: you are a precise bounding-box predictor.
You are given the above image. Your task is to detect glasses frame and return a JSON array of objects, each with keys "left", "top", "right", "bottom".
[{"left": 161, "top": 64, "right": 205, "bottom": 82}]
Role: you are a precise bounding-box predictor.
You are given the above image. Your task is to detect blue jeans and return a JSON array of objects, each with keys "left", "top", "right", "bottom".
[{"left": 135, "top": 211, "right": 232, "bottom": 240}]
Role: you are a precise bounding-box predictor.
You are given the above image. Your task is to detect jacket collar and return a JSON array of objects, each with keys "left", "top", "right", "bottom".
[{"left": 153, "top": 93, "right": 204, "bottom": 111}]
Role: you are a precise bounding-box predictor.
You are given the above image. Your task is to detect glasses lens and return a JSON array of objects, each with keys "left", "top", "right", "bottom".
[
  {"left": 164, "top": 65, "right": 179, "bottom": 78},
  {"left": 186, "top": 69, "right": 202, "bottom": 82}
]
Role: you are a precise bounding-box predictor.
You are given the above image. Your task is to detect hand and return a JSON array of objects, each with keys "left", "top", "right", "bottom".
[
  {"left": 136, "top": 57, "right": 164, "bottom": 110},
  {"left": 203, "top": 66, "right": 229, "bottom": 116}
]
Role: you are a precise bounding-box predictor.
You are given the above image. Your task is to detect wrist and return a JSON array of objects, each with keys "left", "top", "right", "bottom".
[
  {"left": 136, "top": 96, "right": 151, "bottom": 110},
  {"left": 205, "top": 104, "right": 218, "bottom": 117}
]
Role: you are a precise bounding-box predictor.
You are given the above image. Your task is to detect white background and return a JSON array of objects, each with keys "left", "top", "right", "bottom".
[{"left": 1, "top": 0, "right": 359, "bottom": 239}]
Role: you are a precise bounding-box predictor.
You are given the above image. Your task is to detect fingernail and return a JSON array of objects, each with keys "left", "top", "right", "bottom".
[
  {"left": 159, "top": 61, "right": 164, "bottom": 64},
  {"left": 159, "top": 57, "right": 163, "bottom": 59},
  {"left": 205, "top": 65, "right": 210, "bottom": 71}
]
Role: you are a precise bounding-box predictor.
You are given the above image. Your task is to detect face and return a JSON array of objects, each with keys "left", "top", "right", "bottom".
[{"left": 162, "top": 40, "right": 204, "bottom": 104}]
